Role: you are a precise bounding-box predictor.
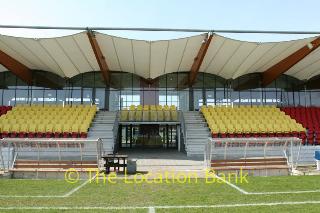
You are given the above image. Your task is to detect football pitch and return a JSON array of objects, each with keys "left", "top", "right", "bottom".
[{"left": 0, "top": 175, "right": 319, "bottom": 212}]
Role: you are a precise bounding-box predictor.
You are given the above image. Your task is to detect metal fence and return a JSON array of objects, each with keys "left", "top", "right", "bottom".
[
  {"left": 204, "top": 137, "right": 302, "bottom": 170},
  {"left": 0, "top": 138, "right": 103, "bottom": 172}
]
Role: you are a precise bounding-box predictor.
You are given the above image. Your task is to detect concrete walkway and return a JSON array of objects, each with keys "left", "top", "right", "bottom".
[{"left": 118, "top": 149, "right": 204, "bottom": 172}]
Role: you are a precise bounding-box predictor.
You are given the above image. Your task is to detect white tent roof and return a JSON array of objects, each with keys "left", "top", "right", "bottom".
[
  {"left": 200, "top": 35, "right": 315, "bottom": 80},
  {"left": 95, "top": 32, "right": 206, "bottom": 79},
  {"left": 0, "top": 31, "right": 319, "bottom": 81}
]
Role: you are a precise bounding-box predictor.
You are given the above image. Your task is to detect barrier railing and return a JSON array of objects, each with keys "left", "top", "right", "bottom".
[
  {"left": 204, "top": 137, "right": 302, "bottom": 171},
  {"left": 0, "top": 138, "right": 103, "bottom": 172}
]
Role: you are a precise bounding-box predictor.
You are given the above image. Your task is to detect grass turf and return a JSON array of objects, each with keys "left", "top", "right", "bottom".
[{"left": 0, "top": 175, "right": 319, "bottom": 212}]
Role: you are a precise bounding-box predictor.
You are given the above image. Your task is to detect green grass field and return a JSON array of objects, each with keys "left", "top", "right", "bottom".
[{"left": 0, "top": 175, "right": 319, "bottom": 212}]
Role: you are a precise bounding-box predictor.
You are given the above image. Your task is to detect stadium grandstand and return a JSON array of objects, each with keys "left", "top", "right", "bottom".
[
  {"left": 0, "top": 27, "right": 319, "bottom": 162},
  {"left": 0, "top": 25, "right": 319, "bottom": 212}
]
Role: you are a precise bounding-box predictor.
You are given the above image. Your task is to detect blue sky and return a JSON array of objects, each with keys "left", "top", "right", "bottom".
[{"left": 0, "top": 0, "right": 319, "bottom": 41}]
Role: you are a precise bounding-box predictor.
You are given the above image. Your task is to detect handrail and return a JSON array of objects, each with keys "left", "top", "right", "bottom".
[
  {"left": 112, "top": 111, "right": 120, "bottom": 153},
  {"left": 179, "top": 111, "right": 187, "bottom": 147},
  {"left": 11, "top": 152, "right": 18, "bottom": 171},
  {"left": 283, "top": 149, "right": 290, "bottom": 171}
]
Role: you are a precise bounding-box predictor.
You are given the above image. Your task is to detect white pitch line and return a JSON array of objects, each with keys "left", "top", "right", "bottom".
[
  {"left": 212, "top": 174, "right": 320, "bottom": 195},
  {"left": 0, "top": 195, "right": 64, "bottom": 198},
  {"left": 63, "top": 174, "right": 96, "bottom": 197},
  {"left": 0, "top": 201, "right": 320, "bottom": 210},
  {"left": 248, "top": 189, "right": 320, "bottom": 195},
  {"left": 0, "top": 175, "right": 96, "bottom": 198},
  {"left": 148, "top": 206, "right": 156, "bottom": 213},
  {"left": 213, "top": 174, "right": 249, "bottom": 194}
]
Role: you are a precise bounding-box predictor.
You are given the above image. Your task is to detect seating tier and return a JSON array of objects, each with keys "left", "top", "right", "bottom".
[
  {"left": 281, "top": 107, "right": 320, "bottom": 144},
  {"left": 0, "top": 106, "right": 12, "bottom": 116},
  {"left": 120, "top": 105, "right": 178, "bottom": 122},
  {"left": 201, "top": 105, "right": 306, "bottom": 141},
  {"left": 0, "top": 104, "right": 97, "bottom": 138}
]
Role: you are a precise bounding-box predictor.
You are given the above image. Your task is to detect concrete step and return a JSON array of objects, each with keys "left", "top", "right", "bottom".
[
  {"left": 185, "top": 120, "right": 204, "bottom": 123},
  {"left": 88, "top": 130, "right": 113, "bottom": 134},
  {"left": 184, "top": 111, "right": 210, "bottom": 156},
  {"left": 92, "top": 122, "right": 115, "bottom": 125},
  {"left": 186, "top": 124, "right": 206, "bottom": 127},
  {"left": 187, "top": 139, "right": 208, "bottom": 144},
  {"left": 186, "top": 128, "right": 209, "bottom": 132},
  {"left": 186, "top": 133, "right": 210, "bottom": 138},
  {"left": 185, "top": 120, "right": 203, "bottom": 123},
  {"left": 91, "top": 125, "right": 113, "bottom": 129},
  {"left": 94, "top": 117, "right": 116, "bottom": 120},
  {"left": 96, "top": 111, "right": 117, "bottom": 114}
]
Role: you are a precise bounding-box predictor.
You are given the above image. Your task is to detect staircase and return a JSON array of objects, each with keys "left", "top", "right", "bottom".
[
  {"left": 184, "top": 111, "right": 210, "bottom": 157},
  {"left": 88, "top": 111, "right": 118, "bottom": 154}
]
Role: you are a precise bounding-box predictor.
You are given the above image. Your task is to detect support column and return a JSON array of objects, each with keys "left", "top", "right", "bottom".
[
  {"left": 105, "top": 87, "right": 110, "bottom": 111},
  {"left": 189, "top": 87, "right": 194, "bottom": 111}
]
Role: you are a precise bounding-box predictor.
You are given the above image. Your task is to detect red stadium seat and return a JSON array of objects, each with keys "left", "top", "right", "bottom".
[
  {"left": 36, "top": 133, "right": 44, "bottom": 138},
  {"left": 80, "top": 132, "right": 87, "bottom": 138},
  {"left": 28, "top": 132, "right": 35, "bottom": 138},
  {"left": 71, "top": 132, "right": 78, "bottom": 138}
]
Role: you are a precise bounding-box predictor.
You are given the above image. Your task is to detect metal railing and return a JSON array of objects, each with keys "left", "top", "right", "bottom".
[
  {"left": 179, "top": 111, "right": 187, "bottom": 147},
  {"left": 0, "top": 138, "right": 103, "bottom": 172},
  {"left": 205, "top": 137, "right": 302, "bottom": 170},
  {"left": 112, "top": 111, "right": 120, "bottom": 153}
]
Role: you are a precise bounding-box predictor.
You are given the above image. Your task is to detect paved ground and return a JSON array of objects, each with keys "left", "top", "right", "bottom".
[{"left": 119, "top": 149, "right": 204, "bottom": 172}]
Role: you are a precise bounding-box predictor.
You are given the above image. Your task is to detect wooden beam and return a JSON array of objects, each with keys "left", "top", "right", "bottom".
[
  {"left": 0, "top": 50, "right": 32, "bottom": 85},
  {"left": 188, "top": 33, "right": 213, "bottom": 86},
  {"left": 87, "top": 31, "right": 110, "bottom": 85},
  {"left": 262, "top": 36, "right": 320, "bottom": 87}
]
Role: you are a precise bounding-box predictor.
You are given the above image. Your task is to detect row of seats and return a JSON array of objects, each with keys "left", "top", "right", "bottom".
[
  {"left": 281, "top": 107, "right": 320, "bottom": 144},
  {"left": 0, "top": 105, "right": 97, "bottom": 138},
  {"left": 201, "top": 105, "right": 306, "bottom": 141},
  {"left": 120, "top": 105, "right": 178, "bottom": 122},
  {"left": 0, "top": 106, "right": 12, "bottom": 116}
]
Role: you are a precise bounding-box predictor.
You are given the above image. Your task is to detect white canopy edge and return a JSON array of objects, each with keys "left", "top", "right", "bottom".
[{"left": 0, "top": 31, "right": 318, "bottom": 81}]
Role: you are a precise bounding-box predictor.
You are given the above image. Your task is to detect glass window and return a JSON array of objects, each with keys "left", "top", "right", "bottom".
[
  {"left": 15, "top": 89, "right": 28, "bottom": 105},
  {"left": 57, "top": 89, "right": 66, "bottom": 105},
  {"left": 231, "top": 90, "right": 240, "bottom": 106},
  {"left": 44, "top": 89, "right": 56, "bottom": 104},
  {"left": 109, "top": 89, "right": 120, "bottom": 111},
  {"left": 141, "top": 88, "right": 157, "bottom": 105},
  {"left": 251, "top": 89, "right": 262, "bottom": 105},
  {"left": 240, "top": 91, "right": 251, "bottom": 105},
  {"left": 31, "top": 89, "right": 44, "bottom": 105},
  {"left": 193, "top": 89, "right": 203, "bottom": 110},
  {"left": 0, "top": 89, "right": 3, "bottom": 105},
  {"left": 178, "top": 89, "right": 189, "bottom": 111},
  {"left": 83, "top": 89, "right": 93, "bottom": 105},
  {"left": 305, "top": 91, "right": 311, "bottom": 107},
  {"left": 264, "top": 89, "right": 278, "bottom": 105},
  {"left": 70, "top": 89, "right": 81, "bottom": 105},
  {"left": 311, "top": 91, "right": 320, "bottom": 106},
  {"left": 95, "top": 88, "right": 105, "bottom": 109},
  {"left": 120, "top": 89, "right": 140, "bottom": 109},
  {"left": 216, "top": 89, "right": 229, "bottom": 105},
  {"left": 299, "top": 91, "right": 306, "bottom": 107},
  {"left": 159, "top": 91, "right": 179, "bottom": 108},
  {"left": 3, "top": 89, "right": 15, "bottom": 106},
  {"left": 206, "top": 89, "right": 215, "bottom": 106},
  {"left": 120, "top": 94, "right": 140, "bottom": 109},
  {"left": 293, "top": 92, "right": 300, "bottom": 106}
]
